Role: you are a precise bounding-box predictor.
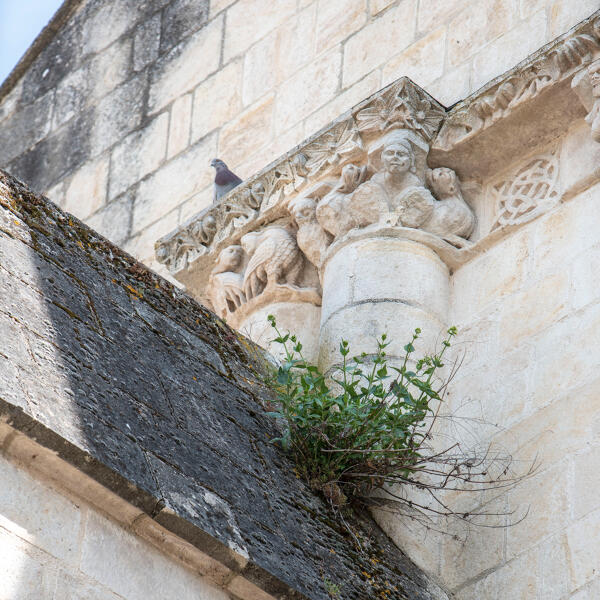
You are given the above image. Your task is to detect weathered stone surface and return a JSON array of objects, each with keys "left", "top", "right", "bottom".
[
  {"left": 342, "top": 1, "right": 417, "bottom": 87},
  {"left": 0, "top": 170, "right": 447, "bottom": 600},
  {"left": 109, "top": 112, "right": 169, "bottom": 199},
  {"left": 64, "top": 154, "right": 109, "bottom": 221},
  {"left": 276, "top": 48, "right": 342, "bottom": 133},
  {"left": 0, "top": 91, "right": 54, "bottom": 166},
  {"left": 446, "top": 0, "right": 515, "bottom": 68},
  {"left": 218, "top": 95, "right": 274, "bottom": 166},
  {"left": 133, "top": 13, "right": 161, "bottom": 73},
  {"left": 167, "top": 93, "right": 192, "bottom": 159},
  {"left": 86, "top": 191, "right": 134, "bottom": 246},
  {"left": 133, "top": 132, "right": 217, "bottom": 233},
  {"left": 149, "top": 16, "right": 223, "bottom": 114},
  {"left": 90, "top": 74, "right": 148, "bottom": 157},
  {"left": 0, "top": 529, "right": 59, "bottom": 600},
  {"left": 8, "top": 109, "right": 92, "bottom": 192},
  {"left": 471, "top": 10, "right": 547, "bottom": 91},
  {"left": 0, "top": 458, "right": 82, "bottom": 564},
  {"left": 382, "top": 27, "right": 446, "bottom": 89},
  {"left": 19, "top": 18, "right": 83, "bottom": 106},
  {"left": 191, "top": 60, "right": 243, "bottom": 142},
  {"left": 223, "top": 0, "right": 296, "bottom": 61},
  {"left": 315, "top": 0, "right": 367, "bottom": 53},
  {"left": 160, "top": 0, "right": 210, "bottom": 53}
]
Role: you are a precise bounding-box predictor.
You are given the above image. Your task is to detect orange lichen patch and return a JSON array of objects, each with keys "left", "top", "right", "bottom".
[{"left": 125, "top": 284, "right": 143, "bottom": 298}]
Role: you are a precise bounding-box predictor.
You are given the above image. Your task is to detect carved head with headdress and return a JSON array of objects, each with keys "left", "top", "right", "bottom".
[{"left": 367, "top": 129, "right": 429, "bottom": 182}]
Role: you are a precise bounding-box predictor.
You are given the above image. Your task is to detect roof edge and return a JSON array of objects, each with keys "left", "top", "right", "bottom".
[{"left": 0, "top": 0, "right": 85, "bottom": 104}]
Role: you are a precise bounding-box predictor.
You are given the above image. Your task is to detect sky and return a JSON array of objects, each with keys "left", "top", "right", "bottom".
[{"left": 0, "top": 0, "right": 64, "bottom": 85}]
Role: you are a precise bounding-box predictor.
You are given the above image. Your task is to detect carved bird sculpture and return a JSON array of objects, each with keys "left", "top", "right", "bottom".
[
  {"left": 241, "top": 227, "right": 303, "bottom": 300},
  {"left": 211, "top": 158, "right": 243, "bottom": 203}
]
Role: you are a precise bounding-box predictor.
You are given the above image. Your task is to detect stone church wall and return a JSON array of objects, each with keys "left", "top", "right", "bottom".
[
  {"left": 0, "top": 452, "right": 229, "bottom": 600},
  {"left": 372, "top": 119, "right": 600, "bottom": 599},
  {"left": 0, "top": 0, "right": 596, "bottom": 278}
]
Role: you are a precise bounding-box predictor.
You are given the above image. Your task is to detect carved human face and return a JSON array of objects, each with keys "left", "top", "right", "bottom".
[
  {"left": 381, "top": 143, "right": 413, "bottom": 175},
  {"left": 429, "top": 167, "right": 457, "bottom": 198},
  {"left": 219, "top": 245, "right": 243, "bottom": 270},
  {"left": 292, "top": 197, "right": 316, "bottom": 225}
]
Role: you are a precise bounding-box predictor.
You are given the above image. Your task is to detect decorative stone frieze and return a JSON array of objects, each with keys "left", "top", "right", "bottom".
[
  {"left": 156, "top": 78, "right": 448, "bottom": 307},
  {"left": 572, "top": 57, "right": 600, "bottom": 143},
  {"left": 430, "top": 12, "right": 600, "bottom": 178},
  {"left": 157, "top": 13, "right": 600, "bottom": 361},
  {"left": 209, "top": 225, "right": 321, "bottom": 329},
  {"left": 436, "top": 14, "right": 600, "bottom": 150}
]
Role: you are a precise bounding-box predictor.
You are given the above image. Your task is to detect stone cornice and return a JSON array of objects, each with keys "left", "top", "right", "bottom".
[{"left": 429, "top": 10, "right": 600, "bottom": 178}]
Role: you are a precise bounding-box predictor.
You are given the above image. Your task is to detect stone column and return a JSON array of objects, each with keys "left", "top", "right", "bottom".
[
  {"left": 236, "top": 301, "right": 321, "bottom": 363},
  {"left": 318, "top": 227, "right": 450, "bottom": 373}
]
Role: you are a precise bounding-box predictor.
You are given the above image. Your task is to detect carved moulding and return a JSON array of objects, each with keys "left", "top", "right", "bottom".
[
  {"left": 155, "top": 77, "right": 447, "bottom": 314},
  {"left": 430, "top": 11, "right": 600, "bottom": 178}
]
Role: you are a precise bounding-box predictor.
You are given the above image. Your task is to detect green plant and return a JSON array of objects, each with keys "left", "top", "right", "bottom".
[
  {"left": 266, "top": 315, "right": 456, "bottom": 506},
  {"left": 264, "top": 316, "right": 535, "bottom": 527}
]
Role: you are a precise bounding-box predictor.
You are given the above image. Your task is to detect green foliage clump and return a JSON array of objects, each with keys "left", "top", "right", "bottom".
[{"left": 265, "top": 315, "right": 456, "bottom": 506}]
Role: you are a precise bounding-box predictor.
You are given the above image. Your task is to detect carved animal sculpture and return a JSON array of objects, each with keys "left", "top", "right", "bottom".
[
  {"left": 316, "top": 164, "right": 368, "bottom": 239},
  {"left": 241, "top": 227, "right": 303, "bottom": 300},
  {"left": 211, "top": 158, "right": 243, "bottom": 203},
  {"left": 209, "top": 245, "right": 246, "bottom": 318},
  {"left": 424, "top": 167, "right": 475, "bottom": 248},
  {"left": 289, "top": 196, "right": 332, "bottom": 268}
]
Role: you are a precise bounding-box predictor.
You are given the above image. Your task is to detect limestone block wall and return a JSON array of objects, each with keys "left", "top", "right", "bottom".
[
  {"left": 0, "top": 0, "right": 596, "bottom": 277},
  {"left": 0, "top": 452, "right": 228, "bottom": 600},
  {"left": 372, "top": 117, "right": 600, "bottom": 599}
]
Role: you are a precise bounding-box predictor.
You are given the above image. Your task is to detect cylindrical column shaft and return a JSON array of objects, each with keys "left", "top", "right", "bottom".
[{"left": 319, "top": 235, "right": 449, "bottom": 373}]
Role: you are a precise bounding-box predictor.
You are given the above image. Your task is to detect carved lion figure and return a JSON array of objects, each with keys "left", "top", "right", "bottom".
[{"left": 241, "top": 227, "right": 304, "bottom": 300}]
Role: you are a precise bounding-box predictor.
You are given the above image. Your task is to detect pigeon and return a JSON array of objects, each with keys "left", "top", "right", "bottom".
[{"left": 211, "top": 158, "right": 243, "bottom": 203}]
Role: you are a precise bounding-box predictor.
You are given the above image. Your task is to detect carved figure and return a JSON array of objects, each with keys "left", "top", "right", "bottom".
[
  {"left": 424, "top": 168, "right": 475, "bottom": 248},
  {"left": 208, "top": 245, "right": 246, "bottom": 319},
  {"left": 289, "top": 196, "right": 332, "bottom": 269},
  {"left": 316, "top": 164, "right": 368, "bottom": 239},
  {"left": 586, "top": 60, "right": 600, "bottom": 142},
  {"left": 190, "top": 214, "right": 217, "bottom": 245},
  {"left": 241, "top": 227, "right": 303, "bottom": 300},
  {"left": 349, "top": 130, "right": 435, "bottom": 229}
]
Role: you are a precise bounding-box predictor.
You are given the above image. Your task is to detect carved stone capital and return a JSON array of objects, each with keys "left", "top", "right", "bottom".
[
  {"left": 156, "top": 10, "right": 600, "bottom": 330},
  {"left": 156, "top": 77, "right": 447, "bottom": 311}
]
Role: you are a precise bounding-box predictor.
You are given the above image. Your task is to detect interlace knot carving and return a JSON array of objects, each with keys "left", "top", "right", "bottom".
[{"left": 491, "top": 150, "right": 559, "bottom": 230}]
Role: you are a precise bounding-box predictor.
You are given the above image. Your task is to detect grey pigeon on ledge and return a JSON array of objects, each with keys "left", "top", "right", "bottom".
[{"left": 211, "top": 158, "right": 243, "bottom": 203}]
